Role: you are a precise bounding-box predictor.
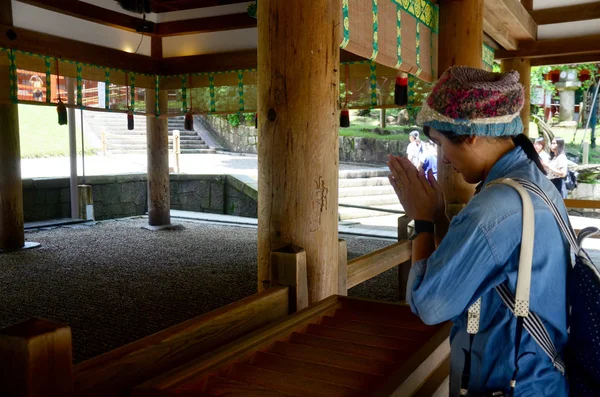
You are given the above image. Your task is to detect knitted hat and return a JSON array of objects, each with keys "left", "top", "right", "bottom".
[{"left": 417, "top": 66, "right": 524, "bottom": 136}]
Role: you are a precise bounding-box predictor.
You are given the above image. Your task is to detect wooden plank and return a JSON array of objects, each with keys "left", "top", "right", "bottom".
[
  {"left": 226, "top": 364, "right": 362, "bottom": 397},
  {"left": 0, "top": 318, "right": 73, "bottom": 397},
  {"left": 305, "top": 324, "right": 415, "bottom": 349},
  {"left": 372, "top": 322, "right": 453, "bottom": 397},
  {"left": 132, "top": 295, "right": 341, "bottom": 394},
  {"left": 398, "top": 215, "right": 412, "bottom": 301},
  {"left": 289, "top": 332, "right": 406, "bottom": 363},
  {"left": 202, "top": 376, "right": 290, "bottom": 397},
  {"left": 530, "top": 2, "right": 600, "bottom": 25},
  {"left": 530, "top": 52, "right": 600, "bottom": 66},
  {"left": 521, "top": 0, "right": 533, "bottom": 11},
  {"left": 496, "top": 34, "right": 600, "bottom": 59},
  {"left": 484, "top": 0, "right": 537, "bottom": 45},
  {"left": 347, "top": 241, "right": 411, "bottom": 289},
  {"left": 151, "top": 36, "right": 162, "bottom": 59},
  {"left": 412, "top": 355, "right": 450, "bottom": 397},
  {"left": 155, "top": 13, "right": 256, "bottom": 36},
  {"left": 0, "top": 24, "right": 157, "bottom": 75},
  {"left": 251, "top": 351, "right": 382, "bottom": 390},
  {"left": 338, "top": 239, "right": 348, "bottom": 296},
  {"left": 17, "top": 0, "right": 152, "bottom": 34},
  {"left": 271, "top": 245, "right": 309, "bottom": 312},
  {"left": 74, "top": 287, "right": 290, "bottom": 397},
  {"left": 268, "top": 341, "right": 391, "bottom": 375},
  {"left": 151, "top": 0, "right": 250, "bottom": 13},
  {"left": 319, "top": 316, "right": 425, "bottom": 341},
  {"left": 564, "top": 199, "right": 600, "bottom": 210},
  {"left": 483, "top": 11, "right": 519, "bottom": 51}
]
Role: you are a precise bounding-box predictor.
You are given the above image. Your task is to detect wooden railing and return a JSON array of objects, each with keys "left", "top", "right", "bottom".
[{"left": 347, "top": 240, "right": 411, "bottom": 289}]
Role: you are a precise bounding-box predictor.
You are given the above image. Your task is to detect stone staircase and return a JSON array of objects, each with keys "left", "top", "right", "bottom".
[
  {"left": 338, "top": 169, "right": 404, "bottom": 221},
  {"left": 84, "top": 113, "right": 215, "bottom": 155}
]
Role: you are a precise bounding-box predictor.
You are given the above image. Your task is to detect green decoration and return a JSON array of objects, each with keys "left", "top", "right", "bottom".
[
  {"left": 395, "top": 5, "right": 402, "bottom": 68},
  {"left": 208, "top": 73, "right": 216, "bottom": 114},
  {"left": 155, "top": 75, "right": 160, "bottom": 116},
  {"left": 129, "top": 73, "right": 135, "bottom": 109},
  {"left": 237, "top": 71, "right": 244, "bottom": 112},
  {"left": 371, "top": 0, "right": 379, "bottom": 60},
  {"left": 76, "top": 63, "right": 83, "bottom": 107},
  {"left": 7, "top": 50, "right": 17, "bottom": 104},
  {"left": 181, "top": 75, "right": 188, "bottom": 111},
  {"left": 370, "top": 61, "right": 377, "bottom": 108},
  {"left": 247, "top": 1, "right": 257, "bottom": 19},
  {"left": 341, "top": 0, "right": 350, "bottom": 48},
  {"left": 393, "top": 0, "right": 438, "bottom": 33},
  {"left": 483, "top": 43, "right": 495, "bottom": 70},
  {"left": 416, "top": 23, "right": 422, "bottom": 77},
  {"left": 105, "top": 69, "right": 110, "bottom": 110},
  {"left": 45, "top": 57, "right": 52, "bottom": 103}
]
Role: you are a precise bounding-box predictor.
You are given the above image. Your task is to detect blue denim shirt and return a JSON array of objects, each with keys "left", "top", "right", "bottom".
[{"left": 407, "top": 147, "right": 569, "bottom": 396}]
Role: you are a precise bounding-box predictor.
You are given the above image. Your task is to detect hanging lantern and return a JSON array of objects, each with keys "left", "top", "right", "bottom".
[
  {"left": 340, "top": 105, "right": 350, "bottom": 128},
  {"left": 255, "top": 113, "right": 258, "bottom": 129},
  {"left": 57, "top": 99, "right": 67, "bottom": 125},
  {"left": 127, "top": 109, "right": 134, "bottom": 130},
  {"left": 394, "top": 72, "right": 408, "bottom": 106},
  {"left": 548, "top": 69, "right": 561, "bottom": 83},
  {"left": 579, "top": 69, "right": 591, "bottom": 83}
]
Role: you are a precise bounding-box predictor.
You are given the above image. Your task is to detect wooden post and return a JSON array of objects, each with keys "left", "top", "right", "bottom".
[
  {"left": 0, "top": 0, "right": 24, "bottom": 250},
  {"left": 67, "top": 78, "right": 79, "bottom": 219},
  {"left": 0, "top": 318, "right": 74, "bottom": 397},
  {"left": 502, "top": 57, "right": 531, "bottom": 137},
  {"left": 173, "top": 130, "right": 181, "bottom": 173},
  {"left": 380, "top": 108, "right": 386, "bottom": 128},
  {"left": 257, "top": 0, "right": 341, "bottom": 303},
  {"left": 338, "top": 239, "right": 348, "bottom": 296},
  {"left": 271, "top": 245, "right": 309, "bottom": 313},
  {"left": 146, "top": 89, "right": 170, "bottom": 227},
  {"left": 78, "top": 185, "right": 94, "bottom": 220},
  {"left": 437, "top": 0, "right": 484, "bottom": 217},
  {"left": 398, "top": 215, "right": 412, "bottom": 301}
]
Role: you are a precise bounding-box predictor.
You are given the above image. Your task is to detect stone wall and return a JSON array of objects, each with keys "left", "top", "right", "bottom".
[
  {"left": 202, "top": 116, "right": 258, "bottom": 154},
  {"left": 23, "top": 174, "right": 257, "bottom": 222},
  {"left": 339, "top": 136, "right": 410, "bottom": 164}
]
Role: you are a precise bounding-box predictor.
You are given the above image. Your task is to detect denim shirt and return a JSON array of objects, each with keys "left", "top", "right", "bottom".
[{"left": 407, "top": 147, "right": 569, "bottom": 397}]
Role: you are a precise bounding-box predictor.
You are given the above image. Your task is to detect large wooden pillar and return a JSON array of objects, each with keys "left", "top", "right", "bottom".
[
  {"left": 502, "top": 58, "right": 531, "bottom": 137},
  {"left": 438, "top": 0, "right": 484, "bottom": 215},
  {"left": 257, "top": 0, "right": 340, "bottom": 303},
  {"left": 0, "top": 0, "right": 25, "bottom": 250},
  {"left": 146, "top": 89, "right": 170, "bottom": 227}
]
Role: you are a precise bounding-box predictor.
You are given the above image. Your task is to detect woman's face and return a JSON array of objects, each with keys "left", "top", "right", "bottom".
[
  {"left": 534, "top": 142, "right": 543, "bottom": 153},
  {"left": 427, "top": 128, "right": 481, "bottom": 184},
  {"left": 551, "top": 140, "right": 557, "bottom": 153}
]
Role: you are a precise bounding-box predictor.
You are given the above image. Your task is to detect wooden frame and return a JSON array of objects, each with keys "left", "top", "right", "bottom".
[
  {"left": 530, "top": 2, "right": 600, "bottom": 25},
  {"left": 483, "top": 0, "right": 537, "bottom": 51},
  {"left": 496, "top": 33, "right": 600, "bottom": 60},
  {"left": 347, "top": 240, "right": 412, "bottom": 289}
]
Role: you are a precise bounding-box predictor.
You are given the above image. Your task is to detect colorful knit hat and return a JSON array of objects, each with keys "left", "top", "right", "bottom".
[{"left": 417, "top": 66, "right": 524, "bottom": 136}]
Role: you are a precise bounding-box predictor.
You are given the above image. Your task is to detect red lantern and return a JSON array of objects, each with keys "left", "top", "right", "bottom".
[
  {"left": 579, "top": 69, "right": 591, "bottom": 83},
  {"left": 394, "top": 73, "right": 408, "bottom": 106},
  {"left": 548, "top": 69, "right": 561, "bottom": 83},
  {"left": 340, "top": 105, "right": 350, "bottom": 128}
]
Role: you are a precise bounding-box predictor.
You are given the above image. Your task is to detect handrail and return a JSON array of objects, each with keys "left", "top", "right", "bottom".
[
  {"left": 564, "top": 199, "right": 600, "bottom": 210},
  {"left": 338, "top": 203, "right": 405, "bottom": 214},
  {"left": 347, "top": 240, "right": 412, "bottom": 289}
]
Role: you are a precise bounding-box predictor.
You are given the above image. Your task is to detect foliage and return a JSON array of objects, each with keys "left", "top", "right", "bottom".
[
  {"left": 224, "top": 113, "right": 256, "bottom": 128},
  {"left": 339, "top": 127, "right": 410, "bottom": 141},
  {"left": 531, "top": 64, "right": 599, "bottom": 94},
  {"left": 492, "top": 63, "right": 501, "bottom": 73}
]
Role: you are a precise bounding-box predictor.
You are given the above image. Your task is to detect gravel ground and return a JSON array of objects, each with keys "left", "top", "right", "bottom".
[{"left": 0, "top": 218, "right": 398, "bottom": 363}]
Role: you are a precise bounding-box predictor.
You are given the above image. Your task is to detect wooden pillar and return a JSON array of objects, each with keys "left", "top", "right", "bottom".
[
  {"left": 146, "top": 89, "right": 170, "bottom": 226},
  {"left": 437, "top": 0, "right": 484, "bottom": 216},
  {"left": 0, "top": 319, "right": 74, "bottom": 397},
  {"left": 0, "top": 0, "right": 24, "bottom": 250},
  {"left": 257, "top": 0, "right": 340, "bottom": 303},
  {"left": 502, "top": 58, "right": 531, "bottom": 137}
]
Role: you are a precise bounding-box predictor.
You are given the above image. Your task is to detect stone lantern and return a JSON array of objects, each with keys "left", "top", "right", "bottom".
[{"left": 555, "top": 69, "right": 581, "bottom": 126}]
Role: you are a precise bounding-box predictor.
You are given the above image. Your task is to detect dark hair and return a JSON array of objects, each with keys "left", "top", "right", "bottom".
[
  {"left": 423, "top": 126, "right": 547, "bottom": 175},
  {"left": 534, "top": 137, "right": 546, "bottom": 150},
  {"left": 550, "top": 137, "right": 565, "bottom": 159}
]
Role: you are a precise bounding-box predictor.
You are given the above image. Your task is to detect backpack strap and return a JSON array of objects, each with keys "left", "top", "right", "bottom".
[{"left": 493, "top": 178, "right": 568, "bottom": 374}]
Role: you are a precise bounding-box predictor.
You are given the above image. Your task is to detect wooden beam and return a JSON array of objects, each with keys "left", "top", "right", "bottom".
[
  {"left": 18, "top": 0, "right": 153, "bottom": 34},
  {"left": 151, "top": 36, "right": 162, "bottom": 59},
  {"left": 347, "top": 241, "right": 412, "bottom": 289},
  {"left": 564, "top": 199, "right": 600, "bottom": 210},
  {"left": 496, "top": 34, "right": 600, "bottom": 60},
  {"left": 530, "top": 52, "right": 600, "bottom": 66},
  {"left": 74, "top": 287, "right": 289, "bottom": 397},
  {"left": 0, "top": 24, "right": 157, "bottom": 74},
  {"left": 150, "top": 0, "right": 251, "bottom": 13},
  {"left": 155, "top": 13, "right": 256, "bottom": 36},
  {"left": 483, "top": 0, "right": 537, "bottom": 51},
  {"left": 530, "top": 2, "right": 600, "bottom": 25},
  {"left": 502, "top": 57, "right": 531, "bottom": 137},
  {"left": 483, "top": 33, "right": 500, "bottom": 51}
]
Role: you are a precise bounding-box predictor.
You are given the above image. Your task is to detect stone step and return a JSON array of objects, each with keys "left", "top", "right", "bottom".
[
  {"left": 338, "top": 204, "right": 404, "bottom": 220},
  {"left": 339, "top": 194, "right": 399, "bottom": 207},
  {"left": 338, "top": 169, "right": 389, "bottom": 179},
  {"left": 179, "top": 143, "right": 210, "bottom": 149},
  {"left": 339, "top": 185, "right": 395, "bottom": 198},
  {"left": 181, "top": 148, "right": 216, "bottom": 154},
  {"left": 338, "top": 176, "right": 390, "bottom": 188}
]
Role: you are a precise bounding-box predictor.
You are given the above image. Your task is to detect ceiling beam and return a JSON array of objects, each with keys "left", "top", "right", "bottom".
[
  {"left": 18, "top": 0, "right": 152, "bottom": 35},
  {"left": 0, "top": 24, "right": 157, "bottom": 74},
  {"left": 496, "top": 33, "right": 600, "bottom": 60},
  {"left": 530, "top": 53, "right": 600, "bottom": 67},
  {"left": 150, "top": 0, "right": 251, "bottom": 13},
  {"left": 155, "top": 13, "right": 256, "bottom": 36},
  {"left": 530, "top": 2, "right": 600, "bottom": 25},
  {"left": 483, "top": 0, "right": 537, "bottom": 51}
]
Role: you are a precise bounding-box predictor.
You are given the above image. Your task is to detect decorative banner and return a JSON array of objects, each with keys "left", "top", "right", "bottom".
[
  {"left": 76, "top": 63, "right": 83, "bottom": 107},
  {"left": 44, "top": 57, "right": 51, "bottom": 103},
  {"left": 105, "top": 70, "right": 110, "bottom": 109},
  {"left": 482, "top": 43, "right": 496, "bottom": 71},
  {"left": 181, "top": 75, "right": 188, "bottom": 111},
  {"left": 237, "top": 71, "right": 245, "bottom": 112},
  {"left": 129, "top": 73, "right": 135, "bottom": 109},
  {"left": 208, "top": 73, "right": 216, "bottom": 114},
  {"left": 7, "top": 50, "right": 17, "bottom": 103},
  {"left": 371, "top": 0, "right": 379, "bottom": 60},
  {"left": 370, "top": 61, "right": 378, "bottom": 106},
  {"left": 395, "top": 5, "right": 402, "bottom": 68},
  {"left": 341, "top": 0, "right": 350, "bottom": 49},
  {"left": 155, "top": 75, "right": 160, "bottom": 116}
]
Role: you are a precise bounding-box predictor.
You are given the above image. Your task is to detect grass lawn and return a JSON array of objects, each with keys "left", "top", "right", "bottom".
[
  {"left": 340, "top": 109, "right": 413, "bottom": 141},
  {"left": 18, "top": 104, "right": 99, "bottom": 158}
]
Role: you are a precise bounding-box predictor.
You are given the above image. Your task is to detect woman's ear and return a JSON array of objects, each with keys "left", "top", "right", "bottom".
[{"left": 465, "top": 135, "right": 477, "bottom": 145}]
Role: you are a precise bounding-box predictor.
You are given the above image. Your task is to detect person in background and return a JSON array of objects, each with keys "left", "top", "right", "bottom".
[
  {"left": 418, "top": 140, "right": 438, "bottom": 180},
  {"left": 406, "top": 130, "right": 423, "bottom": 167},
  {"left": 546, "top": 137, "right": 568, "bottom": 198},
  {"left": 533, "top": 137, "right": 550, "bottom": 163}
]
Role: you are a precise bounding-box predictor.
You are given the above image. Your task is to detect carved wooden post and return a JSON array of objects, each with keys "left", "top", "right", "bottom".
[
  {"left": 271, "top": 245, "right": 309, "bottom": 313},
  {"left": 437, "top": 0, "right": 484, "bottom": 217},
  {"left": 257, "top": 0, "right": 341, "bottom": 303},
  {"left": 398, "top": 215, "right": 413, "bottom": 301}
]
